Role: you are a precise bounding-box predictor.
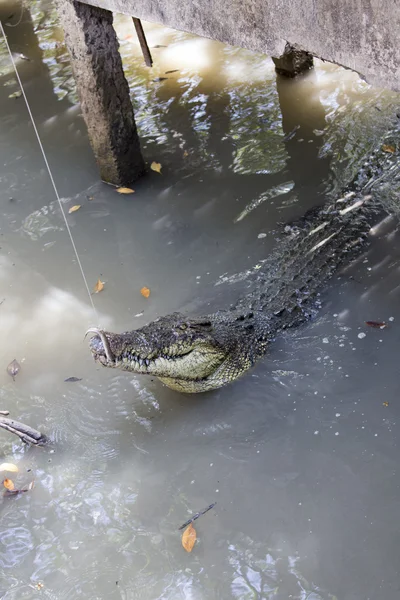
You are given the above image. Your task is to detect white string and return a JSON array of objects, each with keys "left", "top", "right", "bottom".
[{"left": 0, "top": 20, "right": 99, "bottom": 321}]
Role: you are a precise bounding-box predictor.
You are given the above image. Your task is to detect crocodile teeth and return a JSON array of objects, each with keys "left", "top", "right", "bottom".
[
  {"left": 139, "top": 358, "right": 144, "bottom": 367},
  {"left": 145, "top": 359, "right": 150, "bottom": 366}
]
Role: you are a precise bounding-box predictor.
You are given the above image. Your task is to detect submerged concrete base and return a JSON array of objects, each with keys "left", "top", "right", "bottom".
[
  {"left": 272, "top": 44, "right": 313, "bottom": 77},
  {"left": 56, "top": 0, "right": 145, "bottom": 186}
]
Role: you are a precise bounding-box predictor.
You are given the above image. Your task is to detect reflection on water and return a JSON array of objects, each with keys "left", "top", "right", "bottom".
[{"left": 1, "top": 0, "right": 400, "bottom": 598}]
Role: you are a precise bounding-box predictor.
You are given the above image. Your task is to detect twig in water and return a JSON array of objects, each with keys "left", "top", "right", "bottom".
[
  {"left": 0, "top": 417, "right": 47, "bottom": 445},
  {"left": 178, "top": 502, "right": 216, "bottom": 530}
]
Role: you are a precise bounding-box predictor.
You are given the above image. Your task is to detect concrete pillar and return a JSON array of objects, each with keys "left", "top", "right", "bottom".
[
  {"left": 56, "top": 0, "right": 145, "bottom": 186},
  {"left": 272, "top": 43, "right": 313, "bottom": 78}
]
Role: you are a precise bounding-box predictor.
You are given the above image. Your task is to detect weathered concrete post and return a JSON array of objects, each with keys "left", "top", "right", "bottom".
[
  {"left": 272, "top": 43, "right": 313, "bottom": 77},
  {"left": 56, "top": 0, "right": 145, "bottom": 186}
]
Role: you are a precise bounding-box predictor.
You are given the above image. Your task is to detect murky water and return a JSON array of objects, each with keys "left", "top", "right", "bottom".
[{"left": 1, "top": 1, "right": 400, "bottom": 598}]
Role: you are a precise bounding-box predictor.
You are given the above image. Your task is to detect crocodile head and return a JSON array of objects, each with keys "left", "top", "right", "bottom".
[{"left": 86, "top": 311, "right": 266, "bottom": 393}]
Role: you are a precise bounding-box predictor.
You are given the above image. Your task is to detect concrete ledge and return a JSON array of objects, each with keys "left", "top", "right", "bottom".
[{"left": 78, "top": 0, "right": 400, "bottom": 92}]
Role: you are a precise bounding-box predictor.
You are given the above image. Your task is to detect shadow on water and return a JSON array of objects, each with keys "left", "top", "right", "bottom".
[{"left": 1, "top": 2, "right": 400, "bottom": 599}]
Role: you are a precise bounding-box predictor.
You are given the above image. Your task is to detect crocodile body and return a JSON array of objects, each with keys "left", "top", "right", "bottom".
[{"left": 87, "top": 128, "right": 400, "bottom": 393}]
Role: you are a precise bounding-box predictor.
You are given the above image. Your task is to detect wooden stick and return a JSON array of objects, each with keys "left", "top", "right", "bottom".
[
  {"left": 132, "top": 18, "right": 153, "bottom": 67},
  {"left": 0, "top": 417, "right": 47, "bottom": 445},
  {"left": 178, "top": 502, "right": 216, "bottom": 530}
]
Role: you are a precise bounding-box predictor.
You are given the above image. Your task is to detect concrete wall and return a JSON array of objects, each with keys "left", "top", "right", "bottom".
[{"left": 78, "top": 0, "right": 400, "bottom": 92}]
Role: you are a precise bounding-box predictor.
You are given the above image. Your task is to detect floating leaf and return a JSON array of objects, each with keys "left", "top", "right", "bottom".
[
  {"left": 383, "top": 401, "right": 389, "bottom": 407},
  {"left": 8, "top": 90, "right": 21, "bottom": 99},
  {"left": 0, "top": 463, "right": 18, "bottom": 473},
  {"left": 6, "top": 359, "right": 20, "bottom": 380},
  {"left": 382, "top": 144, "right": 395, "bottom": 153},
  {"left": 68, "top": 205, "right": 81, "bottom": 214},
  {"left": 365, "top": 321, "right": 387, "bottom": 329},
  {"left": 182, "top": 523, "right": 196, "bottom": 552},
  {"left": 93, "top": 279, "right": 105, "bottom": 293},
  {"left": 3, "top": 478, "right": 14, "bottom": 491},
  {"left": 150, "top": 162, "right": 162, "bottom": 174},
  {"left": 140, "top": 286, "right": 150, "bottom": 298},
  {"left": 64, "top": 377, "right": 82, "bottom": 383},
  {"left": 165, "top": 69, "right": 179, "bottom": 74},
  {"left": 116, "top": 187, "right": 135, "bottom": 194}
]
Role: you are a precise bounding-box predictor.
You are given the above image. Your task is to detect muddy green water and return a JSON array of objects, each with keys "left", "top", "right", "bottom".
[{"left": 1, "top": 1, "right": 400, "bottom": 598}]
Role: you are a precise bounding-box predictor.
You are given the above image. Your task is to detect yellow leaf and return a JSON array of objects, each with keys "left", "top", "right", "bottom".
[
  {"left": 3, "top": 478, "right": 14, "bottom": 491},
  {"left": 182, "top": 523, "right": 196, "bottom": 552},
  {"left": 150, "top": 161, "right": 162, "bottom": 174},
  {"left": 116, "top": 187, "right": 135, "bottom": 194},
  {"left": 93, "top": 279, "right": 105, "bottom": 293},
  {"left": 183, "top": 150, "right": 189, "bottom": 158},
  {"left": 140, "top": 286, "right": 150, "bottom": 298},
  {"left": 68, "top": 205, "right": 81, "bottom": 214},
  {"left": 382, "top": 144, "right": 395, "bottom": 153},
  {"left": 0, "top": 463, "right": 18, "bottom": 473},
  {"left": 383, "top": 401, "right": 389, "bottom": 407}
]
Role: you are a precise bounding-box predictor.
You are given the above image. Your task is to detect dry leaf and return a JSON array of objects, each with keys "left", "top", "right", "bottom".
[
  {"left": 383, "top": 401, "right": 389, "bottom": 407},
  {"left": 3, "top": 478, "right": 15, "bottom": 491},
  {"left": 365, "top": 321, "right": 387, "bottom": 329},
  {"left": 140, "top": 286, "right": 150, "bottom": 298},
  {"left": 182, "top": 523, "right": 196, "bottom": 552},
  {"left": 68, "top": 205, "right": 81, "bottom": 214},
  {"left": 116, "top": 187, "right": 135, "bottom": 194},
  {"left": 0, "top": 463, "right": 18, "bottom": 473},
  {"left": 28, "top": 480, "right": 35, "bottom": 491},
  {"left": 382, "top": 144, "right": 395, "bottom": 153},
  {"left": 93, "top": 279, "right": 105, "bottom": 293},
  {"left": 150, "top": 162, "right": 162, "bottom": 174},
  {"left": 8, "top": 90, "right": 21, "bottom": 99},
  {"left": 6, "top": 359, "right": 20, "bottom": 380}
]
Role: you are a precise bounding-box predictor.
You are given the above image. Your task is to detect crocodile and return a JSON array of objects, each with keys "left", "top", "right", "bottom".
[{"left": 87, "top": 128, "right": 400, "bottom": 393}]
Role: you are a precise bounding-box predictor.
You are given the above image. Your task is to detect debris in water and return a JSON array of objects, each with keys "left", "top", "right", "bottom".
[
  {"left": 8, "top": 90, "right": 21, "bottom": 99},
  {"left": 3, "top": 478, "right": 14, "bottom": 491},
  {"left": 68, "top": 204, "right": 81, "bottom": 213},
  {"left": 150, "top": 161, "right": 162, "bottom": 173},
  {"left": 181, "top": 523, "right": 197, "bottom": 552},
  {"left": 116, "top": 187, "right": 135, "bottom": 194},
  {"left": 165, "top": 69, "right": 179, "bottom": 74},
  {"left": 140, "top": 286, "right": 151, "bottom": 298},
  {"left": 365, "top": 321, "right": 387, "bottom": 329},
  {"left": 93, "top": 279, "right": 105, "bottom": 293},
  {"left": 0, "top": 463, "right": 18, "bottom": 473},
  {"left": 357, "top": 332, "right": 366, "bottom": 339},
  {"left": 152, "top": 77, "right": 168, "bottom": 82},
  {"left": 383, "top": 401, "right": 389, "bottom": 407},
  {"left": 152, "top": 44, "right": 167, "bottom": 48},
  {"left": 6, "top": 359, "right": 20, "bottom": 380},
  {"left": 382, "top": 144, "right": 395, "bottom": 153},
  {"left": 64, "top": 377, "right": 82, "bottom": 383},
  {"left": 178, "top": 502, "right": 216, "bottom": 530}
]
